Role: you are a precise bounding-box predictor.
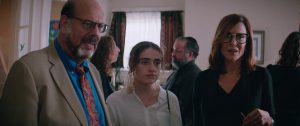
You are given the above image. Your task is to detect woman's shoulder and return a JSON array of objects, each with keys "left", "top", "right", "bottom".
[
  {"left": 106, "top": 88, "right": 127, "bottom": 103},
  {"left": 296, "top": 67, "right": 300, "bottom": 73},
  {"left": 267, "top": 64, "right": 300, "bottom": 73},
  {"left": 250, "top": 65, "right": 269, "bottom": 75},
  {"left": 196, "top": 69, "right": 217, "bottom": 81},
  {"left": 266, "top": 64, "right": 286, "bottom": 72},
  {"left": 254, "top": 65, "right": 267, "bottom": 71},
  {"left": 266, "top": 64, "right": 278, "bottom": 70},
  {"left": 200, "top": 68, "right": 213, "bottom": 73},
  {"left": 198, "top": 69, "right": 214, "bottom": 76},
  {"left": 166, "top": 89, "right": 177, "bottom": 99},
  {"left": 159, "top": 87, "right": 177, "bottom": 100},
  {"left": 268, "top": 65, "right": 300, "bottom": 79},
  {"left": 243, "top": 66, "right": 272, "bottom": 84}
]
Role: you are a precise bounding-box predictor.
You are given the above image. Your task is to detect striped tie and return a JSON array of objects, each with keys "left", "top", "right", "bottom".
[{"left": 76, "top": 65, "right": 100, "bottom": 126}]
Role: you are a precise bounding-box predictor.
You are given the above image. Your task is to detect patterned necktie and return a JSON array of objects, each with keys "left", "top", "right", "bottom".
[{"left": 76, "top": 65, "right": 100, "bottom": 126}]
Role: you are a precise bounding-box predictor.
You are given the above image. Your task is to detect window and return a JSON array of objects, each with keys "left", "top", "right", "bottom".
[{"left": 123, "top": 12, "right": 161, "bottom": 68}]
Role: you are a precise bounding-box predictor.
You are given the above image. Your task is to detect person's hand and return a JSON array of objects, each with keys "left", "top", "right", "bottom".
[{"left": 242, "top": 109, "right": 273, "bottom": 126}]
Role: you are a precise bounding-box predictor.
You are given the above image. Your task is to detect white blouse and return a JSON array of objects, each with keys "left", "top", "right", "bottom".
[{"left": 106, "top": 86, "right": 182, "bottom": 126}]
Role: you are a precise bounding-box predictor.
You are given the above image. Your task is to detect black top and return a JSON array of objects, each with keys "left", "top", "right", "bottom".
[
  {"left": 164, "top": 61, "right": 201, "bottom": 126},
  {"left": 99, "top": 71, "right": 113, "bottom": 99},
  {"left": 203, "top": 78, "right": 244, "bottom": 126},
  {"left": 267, "top": 65, "right": 300, "bottom": 126},
  {"left": 192, "top": 66, "right": 275, "bottom": 126}
]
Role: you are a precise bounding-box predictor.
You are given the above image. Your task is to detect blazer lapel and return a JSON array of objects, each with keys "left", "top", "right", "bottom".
[
  {"left": 47, "top": 43, "right": 87, "bottom": 126},
  {"left": 89, "top": 63, "right": 112, "bottom": 126}
]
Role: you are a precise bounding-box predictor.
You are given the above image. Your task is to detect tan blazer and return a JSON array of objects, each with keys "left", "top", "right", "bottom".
[{"left": 0, "top": 43, "right": 112, "bottom": 126}]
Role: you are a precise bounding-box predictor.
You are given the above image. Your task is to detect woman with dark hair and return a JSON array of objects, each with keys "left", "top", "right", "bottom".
[
  {"left": 267, "top": 31, "right": 300, "bottom": 126},
  {"left": 91, "top": 35, "right": 120, "bottom": 99},
  {"left": 192, "top": 14, "right": 275, "bottom": 126},
  {"left": 106, "top": 41, "right": 182, "bottom": 126}
]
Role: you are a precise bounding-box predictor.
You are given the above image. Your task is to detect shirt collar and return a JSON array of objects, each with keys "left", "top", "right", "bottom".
[
  {"left": 54, "top": 39, "right": 90, "bottom": 72},
  {"left": 131, "top": 86, "right": 166, "bottom": 104}
]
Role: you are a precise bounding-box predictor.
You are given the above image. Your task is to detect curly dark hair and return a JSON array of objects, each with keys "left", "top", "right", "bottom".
[
  {"left": 61, "top": 0, "right": 75, "bottom": 17},
  {"left": 91, "top": 36, "right": 115, "bottom": 75},
  {"left": 277, "top": 31, "right": 300, "bottom": 67}
]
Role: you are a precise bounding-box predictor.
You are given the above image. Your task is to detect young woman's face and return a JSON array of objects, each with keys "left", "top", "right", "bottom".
[
  {"left": 109, "top": 40, "right": 120, "bottom": 64},
  {"left": 133, "top": 48, "right": 162, "bottom": 86},
  {"left": 221, "top": 22, "right": 247, "bottom": 63}
]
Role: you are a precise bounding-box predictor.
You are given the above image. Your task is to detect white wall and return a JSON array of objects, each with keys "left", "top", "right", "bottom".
[
  {"left": 110, "top": 0, "right": 184, "bottom": 12},
  {"left": 185, "top": 0, "right": 300, "bottom": 69},
  {"left": 110, "top": 0, "right": 300, "bottom": 70},
  {"left": 109, "top": 0, "right": 184, "bottom": 32},
  {"left": 98, "top": 0, "right": 111, "bottom": 26}
]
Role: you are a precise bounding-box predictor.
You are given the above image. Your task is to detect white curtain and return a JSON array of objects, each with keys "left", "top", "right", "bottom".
[{"left": 123, "top": 12, "right": 161, "bottom": 69}]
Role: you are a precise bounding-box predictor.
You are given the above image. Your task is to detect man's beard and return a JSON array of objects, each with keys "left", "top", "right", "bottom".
[
  {"left": 172, "top": 58, "right": 188, "bottom": 69},
  {"left": 77, "top": 47, "right": 94, "bottom": 59},
  {"left": 66, "top": 34, "right": 98, "bottom": 60}
]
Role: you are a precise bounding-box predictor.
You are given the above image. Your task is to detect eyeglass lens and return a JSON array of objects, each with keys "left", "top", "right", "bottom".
[
  {"left": 224, "top": 33, "right": 248, "bottom": 43},
  {"left": 81, "top": 20, "right": 108, "bottom": 33},
  {"left": 70, "top": 16, "right": 108, "bottom": 33}
]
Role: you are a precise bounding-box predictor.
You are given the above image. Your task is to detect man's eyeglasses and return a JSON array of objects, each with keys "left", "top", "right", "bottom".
[
  {"left": 223, "top": 33, "right": 248, "bottom": 44},
  {"left": 138, "top": 58, "right": 162, "bottom": 67},
  {"left": 68, "top": 16, "right": 108, "bottom": 33}
]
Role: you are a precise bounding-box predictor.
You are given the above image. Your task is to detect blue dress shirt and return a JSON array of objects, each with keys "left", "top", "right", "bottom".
[{"left": 54, "top": 39, "right": 106, "bottom": 126}]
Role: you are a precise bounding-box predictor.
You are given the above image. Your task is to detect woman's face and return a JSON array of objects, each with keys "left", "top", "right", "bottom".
[
  {"left": 221, "top": 22, "right": 247, "bottom": 63},
  {"left": 133, "top": 48, "right": 162, "bottom": 86},
  {"left": 109, "top": 40, "right": 120, "bottom": 64}
]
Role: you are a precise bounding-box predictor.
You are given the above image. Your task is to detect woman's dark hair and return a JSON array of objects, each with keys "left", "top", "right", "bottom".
[
  {"left": 91, "top": 36, "right": 115, "bottom": 75},
  {"left": 209, "top": 14, "right": 256, "bottom": 73},
  {"left": 128, "top": 41, "right": 163, "bottom": 73},
  {"left": 277, "top": 31, "right": 300, "bottom": 67},
  {"left": 61, "top": 0, "right": 75, "bottom": 17}
]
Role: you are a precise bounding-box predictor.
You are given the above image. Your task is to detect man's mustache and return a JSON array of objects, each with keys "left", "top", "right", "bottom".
[{"left": 81, "top": 35, "right": 99, "bottom": 44}]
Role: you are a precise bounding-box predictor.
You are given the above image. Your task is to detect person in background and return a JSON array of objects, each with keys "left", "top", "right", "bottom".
[
  {"left": 106, "top": 41, "right": 182, "bottom": 126},
  {"left": 163, "top": 36, "right": 201, "bottom": 126},
  {"left": 0, "top": 0, "right": 112, "bottom": 125},
  {"left": 192, "top": 14, "right": 275, "bottom": 126},
  {"left": 267, "top": 31, "right": 300, "bottom": 126},
  {"left": 91, "top": 35, "right": 120, "bottom": 99}
]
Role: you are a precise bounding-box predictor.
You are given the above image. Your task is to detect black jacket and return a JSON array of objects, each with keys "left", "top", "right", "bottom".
[
  {"left": 99, "top": 71, "right": 113, "bottom": 100},
  {"left": 192, "top": 66, "right": 275, "bottom": 126},
  {"left": 164, "top": 61, "right": 201, "bottom": 126},
  {"left": 267, "top": 65, "right": 300, "bottom": 126}
]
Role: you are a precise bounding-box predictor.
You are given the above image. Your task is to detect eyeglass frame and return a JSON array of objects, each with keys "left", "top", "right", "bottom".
[
  {"left": 223, "top": 33, "right": 249, "bottom": 44},
  {"left": 67, "top": 15, "right": 109, "bottom": 33}
]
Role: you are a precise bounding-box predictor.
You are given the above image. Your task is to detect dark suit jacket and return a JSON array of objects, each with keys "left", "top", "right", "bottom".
[
  {"left": 267, "top": 65, "right": 300, "bottom": 126},
  {"left": 164, "top": 61, "right": 201, "bottom": 126},
  {"left": 192, "top": 66, "right": 275, "bottom": 126},
  {"left": 0, "top": 43, "right": 112, "bottom": 126},
  {"left": 99, "top": 70, "right": 114, "bottom": 99}
]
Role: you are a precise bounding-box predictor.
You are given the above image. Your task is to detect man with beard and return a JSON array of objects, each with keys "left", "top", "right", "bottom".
[
  {"left": 163, "top": 37, "right": 201, "bottom": 126},
  {"left": 0, "top": 0, "right": 111, "bottom": 126}
]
